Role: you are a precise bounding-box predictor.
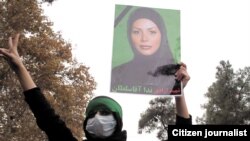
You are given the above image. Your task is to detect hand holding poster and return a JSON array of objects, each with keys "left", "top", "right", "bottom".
[{"left": 110, "top": 5, "right": 181, "bottom": 95}]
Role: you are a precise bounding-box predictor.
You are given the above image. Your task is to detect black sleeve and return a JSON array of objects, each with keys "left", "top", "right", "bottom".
[
  {"left": 175, "top": 114, "right": 192, "bottom": 125},
  {"left": 24, "top": 87, "right": 77, "bottom": 141}
]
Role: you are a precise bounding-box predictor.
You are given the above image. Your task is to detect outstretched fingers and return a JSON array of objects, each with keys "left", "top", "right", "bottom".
[
  {"left": 1, "top": 33, "right": 22, "bottom": 71},
  {"left": 9, "top": 33, "right": 20, "bottom": 55},
  {"left": 0, "top": 33, "right": 20, "bottom": 59}
]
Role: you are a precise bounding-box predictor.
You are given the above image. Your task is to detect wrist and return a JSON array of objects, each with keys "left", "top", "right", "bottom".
[{"left": 14, "top": 63, "right": 27, "bottom": 74}]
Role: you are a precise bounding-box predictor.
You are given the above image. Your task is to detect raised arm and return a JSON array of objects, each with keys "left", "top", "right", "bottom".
[
  {"left": 0, "top": 33, "right": 36, "bottom": 91},
  {"left": 175, "top": 62, "right": 190, "bottom": 119},
  {"left": 1, "top": 33, "right": 77, "bottom": 141}
]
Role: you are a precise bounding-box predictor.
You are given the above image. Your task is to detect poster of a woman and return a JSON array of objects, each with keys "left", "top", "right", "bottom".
[{"left": 110, "top": 5, "right": 181, "bottom": 95}]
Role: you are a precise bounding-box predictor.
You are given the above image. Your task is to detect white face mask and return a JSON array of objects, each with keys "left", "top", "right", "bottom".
[{"left": 86, "top": 113, "right": 117, "bottom": 138}]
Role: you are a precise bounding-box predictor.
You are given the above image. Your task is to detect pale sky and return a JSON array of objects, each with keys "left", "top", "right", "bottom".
[{"left": 42, "top": 0, "right": 250, "bottom": 140}]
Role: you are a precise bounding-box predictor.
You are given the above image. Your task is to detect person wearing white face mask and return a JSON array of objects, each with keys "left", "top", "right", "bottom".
[
  {"left": 0, "top": 33, "right": 191, "bottom": 141},
  {"left": 86, "top": 113, "right": 117, "bottom": 138},
  {"left": 83, "top": 96, "right": 127, "bottom": 140}
]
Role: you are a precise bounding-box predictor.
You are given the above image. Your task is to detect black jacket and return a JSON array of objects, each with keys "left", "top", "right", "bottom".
[{"left": 24, "top": 87, "right": 191, "bottom": 141}]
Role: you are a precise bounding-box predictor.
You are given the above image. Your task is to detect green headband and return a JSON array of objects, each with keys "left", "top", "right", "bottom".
[{"left": 86, "top": 96, "right": 123, "bottom": 119}]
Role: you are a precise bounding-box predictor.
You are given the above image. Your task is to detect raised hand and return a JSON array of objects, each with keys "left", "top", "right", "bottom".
[
  {"left": 1, "top": 33, "right": 36, "bottom": 90},
  {"left": 0, "top": 33, "right": 22, "bottom": 71},
  {"left": 174, "top": 62, "right": 191, "bottom": 119},
  {"left": 175, "top": 62, "right": 190, "bottom": 88}
]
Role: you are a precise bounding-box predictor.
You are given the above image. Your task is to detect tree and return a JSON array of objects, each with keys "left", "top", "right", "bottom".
[
  {"left": 138, "top": 97, "right": 175, "bottom": 141},
  {"left": 0, "top": 0, "right": 96, "bottom": 141},
  {"left": 197, "top": 60, "right": 250, "bottom": 124}
]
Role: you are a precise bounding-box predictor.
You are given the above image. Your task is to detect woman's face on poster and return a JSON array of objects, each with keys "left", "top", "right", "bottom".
[{"left": 131, "top": 18, "right": 161, "bottom": 56}]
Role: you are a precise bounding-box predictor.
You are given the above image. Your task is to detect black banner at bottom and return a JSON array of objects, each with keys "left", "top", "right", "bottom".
[{"left": 168, "top": 125, "right": 250, "bottom": 140}]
